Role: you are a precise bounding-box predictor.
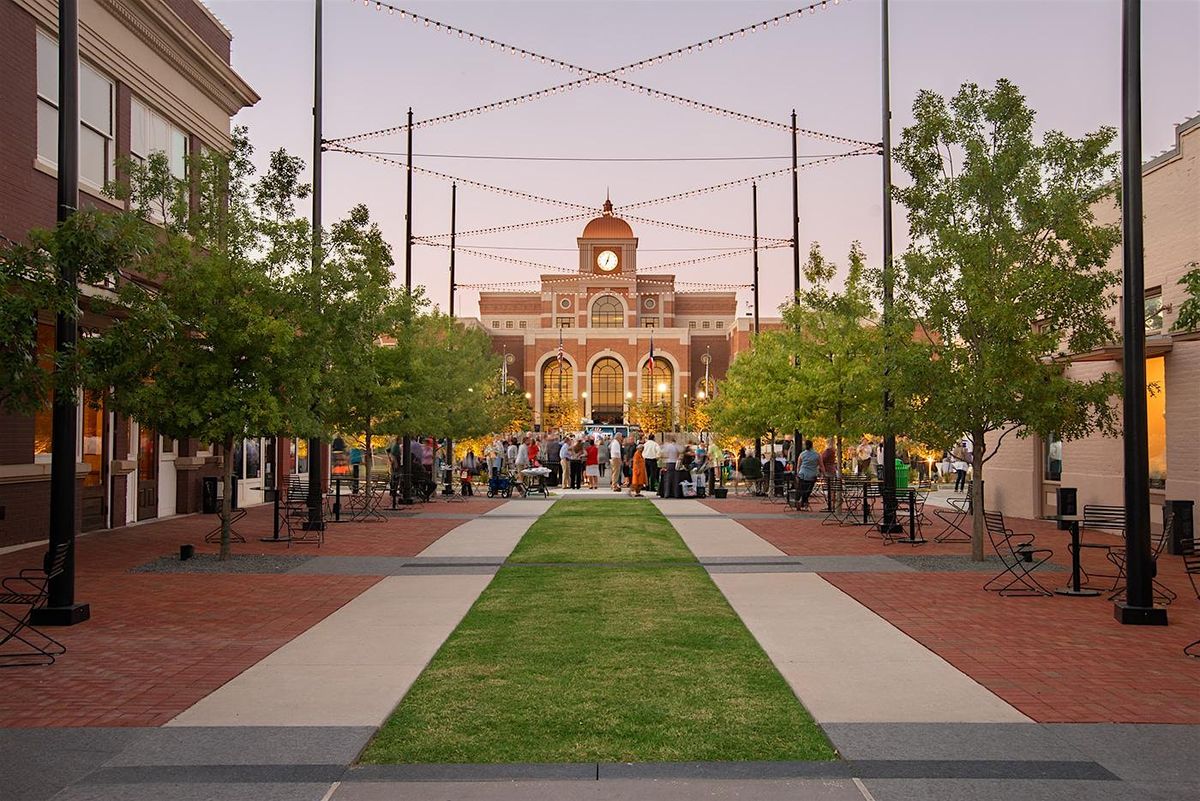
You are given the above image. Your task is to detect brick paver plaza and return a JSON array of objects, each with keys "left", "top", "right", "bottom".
[{"left": 1, "top": 492, "right": 1197, "bottom": 800}]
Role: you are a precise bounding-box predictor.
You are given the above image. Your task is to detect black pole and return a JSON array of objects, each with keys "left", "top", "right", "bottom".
[
  {"left": 751, "top": 182, "right": 761, "bottom": 462},
  {"left": 879, "top": 0, "right": 900, "bottom": 534},
  {"left": 446, "top": 183, "right": 456, "bottom": 490},
  {"left": 35, "top": 0, "right": 89, "bottom": 626},
  {"left": 305, "top": 0, "right": 325, "bottom": 531},
  {"left": 449, "top": 183, "right": 457, "bottom": 317},
  {"left": 400, "top": 107, "right": 414, "bottom": 503},
  {"left": 752, "top": 182, "right": 760, "bottom": 335},
  {"left": 1115, "top": 0, "right": 1165, "bottom": 625},
  {"left": 790, "top": 110, "right": 802, "bottom": 472}
]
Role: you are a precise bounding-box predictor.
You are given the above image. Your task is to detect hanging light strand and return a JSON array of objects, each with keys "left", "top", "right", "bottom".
[
  {"left": 331, "top": 0, "right": 869, "bottom": 147},
  {"left": 457, "top": 274, "right": 753, "bottom": 291}
]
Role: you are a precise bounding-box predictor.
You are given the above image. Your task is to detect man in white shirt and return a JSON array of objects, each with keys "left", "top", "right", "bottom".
[
  {"left": 506, "top": 438, "right": 518, "bottom": 470},
  {"left": 642, "top": 435, "right": 660, "bottom": 492},
  {"left": 610, "top": 434, "right": 624, "bottom": 491},
  {"left": 516, "top": 436, "right": 530, "bottom": 471}
]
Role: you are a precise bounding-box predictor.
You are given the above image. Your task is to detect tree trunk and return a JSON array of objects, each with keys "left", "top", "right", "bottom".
[
  {"left": 970, "top": 427, "right": 986, "bottom": 562},
  {"left": 364, "top": 426, "right": 373, "bottom": 485},
  {"left": 220, "top": 434, "right": 235, "bottom": 561}
]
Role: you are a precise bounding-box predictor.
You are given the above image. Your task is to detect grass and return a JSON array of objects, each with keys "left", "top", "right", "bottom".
[
  {"left": 507, "top": 499, "right": 694, "bottom": 563},
  {"left": 361, "top": 500, "right": 834, "bottom": 764}
]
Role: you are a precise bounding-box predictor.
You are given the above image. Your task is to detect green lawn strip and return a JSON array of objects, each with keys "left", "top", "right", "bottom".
[
  {"left": 507, "top": 499, "right": 694, "bottom": 563},
  {"left": 362, "top": 502, "right": 834, "bottom": 764}
]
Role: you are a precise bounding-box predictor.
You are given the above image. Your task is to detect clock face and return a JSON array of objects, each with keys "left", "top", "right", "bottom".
[{"left": 596, "top": 250, "right": 619, "bottom": 272}]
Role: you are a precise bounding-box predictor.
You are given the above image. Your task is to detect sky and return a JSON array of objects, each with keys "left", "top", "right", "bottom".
[{"left": 205, "top": 0, "right": 1200, "bottom": 319}]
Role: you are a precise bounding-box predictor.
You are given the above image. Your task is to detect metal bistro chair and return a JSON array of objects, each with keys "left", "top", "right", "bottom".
[
  {"left": 1073, "top": 504, "right": 1125, "bottom": 586},
  {"left": 934, "top": 495, "right": 973, "bottom": 543},
  {"left": 982, "top": 510, "right": 1054, "bottom": 597},
  {"left": 1105, "top": 518, "right": 1176, "bottom": 605},
  {"left": 1183, "top": 536, "right": 1200, "bottom": 601},
  {"left": 0, "top": 543, "right": 70, "bottom": 667}
]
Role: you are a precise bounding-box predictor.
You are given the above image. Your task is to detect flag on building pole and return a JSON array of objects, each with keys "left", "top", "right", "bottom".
[{"left": 648, "top": 330, "right": 655, "bottom": 374}]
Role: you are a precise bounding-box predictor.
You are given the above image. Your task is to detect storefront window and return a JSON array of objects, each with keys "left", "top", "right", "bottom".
[
  {"left": 1043, "top": 434, "right": 1062, "bottom": 482},
  {"left": 245, "top": 439, "right": 260, "bottom": 479},
  {"left": 1147, "top": 356, "right": 1166, "bottom": 489},
  {"left": 34, "top": 322, "right": 55, "bottom": 455},
  {"left": 82, "top": 390, "right": 104, "bottom": 487}
]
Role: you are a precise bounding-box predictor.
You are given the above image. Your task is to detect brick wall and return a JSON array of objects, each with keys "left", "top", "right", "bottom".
[{"left": 163, "top": 0, "right": 231, "bottom": 63}]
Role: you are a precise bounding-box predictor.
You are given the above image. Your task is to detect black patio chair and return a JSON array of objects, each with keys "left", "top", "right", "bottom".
[
  {"left": 1178, "top": 536, "right": 1199, "bottom": 601},
  {"left": 934, "top": 495, "right": 973, "bottom": 543},
  {"left": 1073, "top": 504, "right": 1125, "bottom": 586},
  {"left": 0, "top": 543, "right": 69, "bottom": 667},
  {"left": 982, "top": 510, "right": 1054, "bottom": 597},
  {"left": 1105, "top": 518, "right": 1176, "bottom": 604}
]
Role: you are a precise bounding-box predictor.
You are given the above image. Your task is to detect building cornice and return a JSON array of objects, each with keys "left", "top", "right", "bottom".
[{"left": 20, "top": 0, "right": 258, "bottom": 145}]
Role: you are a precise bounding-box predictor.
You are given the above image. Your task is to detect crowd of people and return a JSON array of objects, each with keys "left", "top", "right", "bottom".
[{"left": 471, "top": 432, "right": 726, "bottom": 499}]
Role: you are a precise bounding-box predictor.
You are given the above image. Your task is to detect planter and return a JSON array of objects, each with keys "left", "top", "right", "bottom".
[{"left": 713, "top": 487, "right": 728, "bottom": 499}]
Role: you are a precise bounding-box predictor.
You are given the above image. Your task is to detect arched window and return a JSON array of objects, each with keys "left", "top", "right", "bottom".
[
  {"left": 641, "top": 358, "right": 674, "bottom": 407},
  {"left": 590, "top": 295, "right": 624, "bottom": 328},
  {"left": 542, "top": 360, "right": 574, "bottom": 419},
  {"left": 590, "top": 357, "right": 625, "bottom": 423}
]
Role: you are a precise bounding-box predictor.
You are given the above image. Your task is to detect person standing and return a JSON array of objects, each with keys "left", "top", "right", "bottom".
[
  {"left": 642, "top": 434, "right": 660, "bottom": 492},
  {"left": 856, "top": 436, "right": 873, "bottom": 478},
  {"left": 516, "top": 436, "right": 530, "bottom": 471},
  {"left": 797, "top": 439, "right": 820, "bottom": 510},
  {"left": 545, "top": 436, "right": 562, "bottom": 486},
  {"left": 630, "top": 443, "right": 647, "bottom": 497},
  {"left": 584, "top": 438, "right": 600, "bottom": 489},
  {"left": 951, "top": 441, "right": 969, "bottom": 493},
  {"left": 571, "top": 440, "right": 585, "bottom": 489},
  {"left": 820, "top": 440, "right": 838, "bottom": 477},
  {"left": 597, "top": 436, "right": 610, "bottom": 478},
  {"left": 610, "top": 434, "right": 624, "bottom": 492},
  {"left": 660, "top": 436, "right": 680, "bottom": 498}
]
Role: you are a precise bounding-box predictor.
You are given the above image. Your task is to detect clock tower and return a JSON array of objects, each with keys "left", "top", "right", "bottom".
[{"left": 577, "top": 196, "right": 637, "bottom": 275}]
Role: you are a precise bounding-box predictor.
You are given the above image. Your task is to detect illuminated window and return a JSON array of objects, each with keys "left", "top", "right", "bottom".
[
  {"left": 590, "top": 358, "right": 624, "bottom": 421},
  {"left": 642, "top": 317, "right": 659, "bottom": 328},
  {"left": 556, "top": 317, "right": 574, "bottom": 328},
  {"left": 82, "top": 390, "right": 104, "bottom": 488},
  {"left": 33, "top": 322, "right": 55, "bottom": 455},
  {"left": 590, "top": 296, "right": 623, "bottom": 328},
  {"left": 641, "top": 359, "right": 674, "bottom": 407},
  {"left": 1147, "top": 356, "right": 1166, "bottom": 489},
  {"left": 542, "top": 360, "right": 574, "bottom": 419}
]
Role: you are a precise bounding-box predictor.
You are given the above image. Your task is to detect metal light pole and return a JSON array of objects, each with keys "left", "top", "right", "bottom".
[
  {"left": 752, "top": 182, "right": 760, "bottom": 335},
  {"left": 400, "top": 107, "right": 414, "bottom": 503},
  {"left": 35, "top": 0, "right": 89, "bottom": 626},
  {"left": 879, "top": 0, "right": 900, "bottom": 534},
  {"left": 790, "top": 110, "right": 802, "bottom": 471},
  {"left": 1115, "top": 0, "right": 1166, "bottom": 625},
  {"left": 305, "top": 0, "right": 325, "bottom": 531},
  {"left": 448, "top": 183, "right": 457, "bottom": 317}
]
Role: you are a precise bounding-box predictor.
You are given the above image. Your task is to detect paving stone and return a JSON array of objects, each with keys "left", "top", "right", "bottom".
[
  {"left": 51, "top": 782, "right": 335, "bottom": 801},
  {"left": 823, "top": 723, "right": 1081, "bottom": 761},
  {"left": 130, "top": 554, "right": 317, "bottom": 573},
  {"left": 858, "top": 778, "right": 1183, "bottom": 801},
  {"left": 887, "top": 554, "right": 1065, "bottom": 573},
  {"left": 1044, "top": 724, "right": 1200, "bottom": 784},
  {"left": 331, "top": 778, "right": 866, "bottom": 800},
  {"left": 0, "top": 728, "right": 148, "bottom": 801}
]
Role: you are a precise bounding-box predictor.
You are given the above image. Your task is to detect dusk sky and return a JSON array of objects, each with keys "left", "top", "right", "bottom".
[{"left": 206, "top": 0, "right": 1200, "bottom": 319}]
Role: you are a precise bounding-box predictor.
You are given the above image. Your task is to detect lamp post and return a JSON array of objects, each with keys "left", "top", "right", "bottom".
[
  {"left": 304, "top": 0, "right": 326, "bottom": 531},
  {"left": 879, "top": 0, "right": 901, "bottom": 534},
  {"left": 35, "top": 0, "right": 90, "bottom": 626},
  {"left": 1115, "top": 0, "right": 1166, "bottom": 625}
]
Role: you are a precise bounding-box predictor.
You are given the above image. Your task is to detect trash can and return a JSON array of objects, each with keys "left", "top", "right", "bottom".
[
  {"left": 1165, "top": 499, "right": 1195, "bottom": 556},
  {"left": 202, "top": 476, "right": 219, "bottom": 514},
  {"left": 894, "top": 459, "right": 910, "bottom": 489}
]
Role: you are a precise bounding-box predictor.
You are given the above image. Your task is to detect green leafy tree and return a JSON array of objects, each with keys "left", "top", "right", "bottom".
[
  {"left": 782, "top": 242, "right": 883, "bottom": 468},
  {"left": 543, "top": 396, "right": 581, "bottom": 433},
  {"left": 1173, "top": 264, "right": 1200, "bottom": 333},
  {"left": 627, "top": 399, "right": 674, "bottom": 435},
  {"left": 90, "top": 132, "right": 318, "bottom": 559},
  {"left": 1, "top": 211, "right": 150, "bottom": 416},
  {"left": 480, "top": 376, "right": 532, "bottom": 436},
  {"left": 892, "top": 79, "right": 1122, "bottom": 559}
]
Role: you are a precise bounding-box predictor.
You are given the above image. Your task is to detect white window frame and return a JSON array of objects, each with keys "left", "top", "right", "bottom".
[{"left": 36, "top": 29, "right": 115, "bottom": 192}]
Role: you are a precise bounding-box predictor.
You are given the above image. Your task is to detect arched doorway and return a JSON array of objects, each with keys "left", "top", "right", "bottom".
[
  {"left": 590, "top": 357, "right": 625, "bottom": 423},
  {"left": 541, "top": 359, "right": 574, "bottom": 427},
  {"left": 641, "top": 358, "right": 674, "bottom": 408}
]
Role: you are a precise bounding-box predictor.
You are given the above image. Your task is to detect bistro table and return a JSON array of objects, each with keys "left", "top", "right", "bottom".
[{"left": 1055, "top": 514, "right": 1101, "bottom": 596}]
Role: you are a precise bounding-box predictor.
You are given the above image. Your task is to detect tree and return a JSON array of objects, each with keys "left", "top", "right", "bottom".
[
  {"left": 627, "top": 399, "right": 674, "bottom": 435},
  {"left": 90, "top": 132, "right": 318, "bottom": 559},
  {"left": 782, "top": 242, "right": 883, "bottom": 468},
  {"left": 1173, "top": 264, "right": 1200, "bottom": 333},
  {"left": 481, "top": 377, "right": 532, "bottom": 436},
  {"left": 542, "top": 396, "right": 581, "bottom": 433},
  {"left": 1, "top": 211, "right": 150, "bottom": 416},
  {"left": 892, "top": 79, "right": 1122, "bottom": 559}
]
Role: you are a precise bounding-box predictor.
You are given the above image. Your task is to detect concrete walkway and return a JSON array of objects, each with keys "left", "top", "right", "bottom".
[
  {"left": 652, "top": 501, "right": 1028, "bottom": 725},
  {"left": 168, "top": 500, "right": 551, "bottom": 728}
]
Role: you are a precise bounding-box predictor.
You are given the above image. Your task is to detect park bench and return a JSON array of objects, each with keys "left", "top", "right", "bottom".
[
  {"left": 982, "top": 510, "right": 1054, "bottom": 597},
  {"left": 0, "top": 543, "right": 69, "bottom": 667}
]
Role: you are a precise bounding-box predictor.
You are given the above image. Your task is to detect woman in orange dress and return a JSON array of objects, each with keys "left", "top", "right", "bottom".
[{"left": 630, "top": 443, "right": 647, "bottom": 497}]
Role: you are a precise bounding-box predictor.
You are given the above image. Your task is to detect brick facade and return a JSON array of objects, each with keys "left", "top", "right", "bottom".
[
  {"left": 469, "top": 202, "right": 770, "bottom": 427},
  {"left": 986, "top": 114, "right": 1200, "bottom": 524},
  {"left": 0, "top": 1, "right": 255, "bottom": 547}
]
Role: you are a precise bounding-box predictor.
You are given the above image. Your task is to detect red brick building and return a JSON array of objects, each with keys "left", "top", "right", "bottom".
[
  {"left": 0, "top": 0, "right": 260, "bottom": 546},
  {"left": 470, "top": 200, "right": 774, "bottom": 427}
]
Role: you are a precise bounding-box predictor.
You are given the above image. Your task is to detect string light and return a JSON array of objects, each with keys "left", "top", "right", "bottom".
[{"left": 329, "top": 0, "right": 868, "bottom": 147}]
